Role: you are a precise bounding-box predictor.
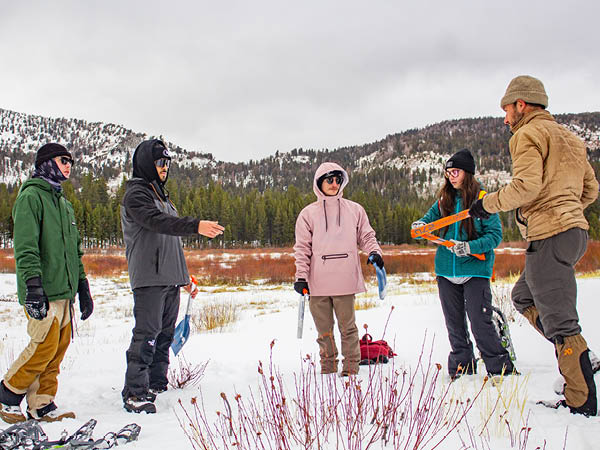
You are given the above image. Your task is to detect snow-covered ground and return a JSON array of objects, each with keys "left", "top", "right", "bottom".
[{"left": 1, "top": 272, "right": 600, "bottom": 449}]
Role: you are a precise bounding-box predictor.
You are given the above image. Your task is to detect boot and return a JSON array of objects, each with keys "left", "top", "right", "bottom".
[
  {"left": 554, "top": 350, "right": 600, "bottom": 395},
  {"left": 28, "top": 401, "right": 76, "bottom": 422},
  {"left": 555, "top": 334, "right": 597, "bottom": 416},
  {"left": 123, "top": 394, "right": 157, "bottom": 414},
  {"left": 0, "top": 381, "right": 26, "bottom": 424}
]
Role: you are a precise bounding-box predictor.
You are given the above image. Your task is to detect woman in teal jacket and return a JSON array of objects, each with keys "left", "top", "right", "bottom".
[{"left": 413, "top": 149, "right": 515, "bottom": 379}]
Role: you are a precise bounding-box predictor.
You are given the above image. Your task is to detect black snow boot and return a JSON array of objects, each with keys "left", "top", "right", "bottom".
[
  {"left": 123, "top": 394, "right": 157, "bottom": 414},
  {"left": 0, "top": 381, "right": 26, "bottom": 424}
]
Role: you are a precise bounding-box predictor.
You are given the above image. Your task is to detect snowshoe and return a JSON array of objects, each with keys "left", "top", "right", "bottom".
[
  {"left": 123, "top": 396, "right": 156, "bottom": 414},
  {"left": 491, "top": 306, "right": 517, "bottom": 361},
  {"left": 536, "top": 399, "right": 595, "bottom": 417},
  {"left": 67, "top": 419, "right": 97, "bottom": 443},
  {"left": 28, "top": 402, "right": 75, "bottom": 422},
  {"left": 0, "top": 419, "right": 47, "bottom": 449},
  {"left": 536, "top": 399, "right": 565, "bottom": 410}
]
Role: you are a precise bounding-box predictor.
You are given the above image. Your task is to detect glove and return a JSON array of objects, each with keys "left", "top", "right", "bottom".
[
  {"left": 367, "top": 252, "right": 384, "bottom": 269},
  {"left": 411, "top": 221, "right": 426, "bottom": 229},
  {"left": 25, "top": 277, "right": 49, "bottom": 320},
  {"left": 294, "top": 278, "right": 309, "bottom": 295},
  {"left": 449, "top": 240, "right": 470, "bottom": 257},
  {"left": 78, "top": 278, "right": 94, "bottom": 320},
  {"left": 469, "top": 198, "right": 491, "bottom": 220}
]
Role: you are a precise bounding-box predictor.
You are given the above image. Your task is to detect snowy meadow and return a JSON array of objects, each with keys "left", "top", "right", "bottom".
[{"left": 1, "top": 246, "right": 600, "bottom": 449}]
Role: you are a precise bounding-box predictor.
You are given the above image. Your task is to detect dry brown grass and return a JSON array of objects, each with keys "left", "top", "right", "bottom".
[
  {"left": 191, "top": 301, "right": 240, "bottom": 332},
  {"left": 0, "top": 241, "right": 599, "bottom": 283},
  {"left": 354, "top": 297, "right": 379, "bottom": 310}
]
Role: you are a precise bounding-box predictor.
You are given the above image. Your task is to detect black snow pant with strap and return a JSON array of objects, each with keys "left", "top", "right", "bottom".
[
  {"left": 122, "top": 285, "right": 180, "bottom": 400},
  {"left": 437, "top": 276, "right": 513, "bottom": 377}
]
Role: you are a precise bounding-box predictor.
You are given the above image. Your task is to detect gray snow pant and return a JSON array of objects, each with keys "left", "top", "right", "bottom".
[
  {"left": 511, "top": 227, "right": 587, "bottom": 340},
  {"left": 437, "top": 276, "right": 513, "bottom": 377},
  {"left": 512, "top": 228, "right": 596, "bottom": 414},
  {"left": 122, "top": 285, "right": 180, "bottom": 400}
]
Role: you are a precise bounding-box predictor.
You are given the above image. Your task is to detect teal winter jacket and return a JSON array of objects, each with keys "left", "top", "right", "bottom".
[
  {"left": 12, "top": 179, "right": 85, "bottom": 305},
  {"left": 418, "top": 194, "right": 502, "bottom": 278}
]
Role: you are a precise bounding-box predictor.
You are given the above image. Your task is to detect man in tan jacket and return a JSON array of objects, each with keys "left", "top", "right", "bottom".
[{"left": 469, "top": 75, "right": 599, "bottom": 416}]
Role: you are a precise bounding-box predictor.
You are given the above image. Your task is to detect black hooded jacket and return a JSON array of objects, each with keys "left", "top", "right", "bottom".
[{"left": 121, "top": 139, "right": 199, "bottom": 289}]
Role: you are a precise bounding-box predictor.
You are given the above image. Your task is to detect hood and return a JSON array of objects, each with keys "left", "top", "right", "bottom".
[
  {"left": 19, "top": 178, "right": 55, "bottom": 195},
  {"left": 132, "top": 139, "right": 170, "bottom": 185},
  {"left": 313, "top": 162, "right": 349, "bottom": 200}
]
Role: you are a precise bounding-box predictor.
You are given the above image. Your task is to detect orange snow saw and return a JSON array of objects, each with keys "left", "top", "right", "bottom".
[
  {"left": 410, "top": 209, "right": 471, "bottom": 238},
  {"left": 419, "top": 231, "right": 485, "bottom": 261}
]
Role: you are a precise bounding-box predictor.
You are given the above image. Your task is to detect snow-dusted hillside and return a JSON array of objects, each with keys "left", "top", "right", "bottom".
[
  {"left": 0, "top": 108, "right": 215, "bottom": 188},
  {"left": 1, "top": 108, "right": 598, "bottom": 197}
]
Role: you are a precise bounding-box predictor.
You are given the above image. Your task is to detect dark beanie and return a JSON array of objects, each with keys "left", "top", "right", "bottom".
[
  {"left": 445, "top": 149, "right": 475, "bottom": 174},
  {"left": 35, "top": 143, "right": 72, "bottom": 168},
  {"left": 151, "top": 140, "right": 171, "bottom": 161}
]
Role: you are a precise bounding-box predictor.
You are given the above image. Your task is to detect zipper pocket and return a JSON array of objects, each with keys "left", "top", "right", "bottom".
[{"left": 321, "top": 253, "right": 349, "bottom": 262}]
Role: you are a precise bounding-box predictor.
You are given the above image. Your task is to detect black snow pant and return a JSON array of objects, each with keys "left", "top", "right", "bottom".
[
  {"left": 437, "top": 276, "right": 513, "bottom": 377},
  {"left": 122, "top": 285, "right": 180, "bottom": 400}
]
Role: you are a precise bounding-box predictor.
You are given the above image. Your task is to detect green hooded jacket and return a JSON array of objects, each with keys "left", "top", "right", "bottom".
[
  {"left": 418, "top": 193, "right": 502, "bottom": 278},
  {"left": 12, "top": 178, "right": 85, "bottom": 305}
]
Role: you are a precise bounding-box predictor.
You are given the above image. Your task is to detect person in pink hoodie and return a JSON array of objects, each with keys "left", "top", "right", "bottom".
[{"left": 293, "top": 162, "right": 384, "bottom": 376}]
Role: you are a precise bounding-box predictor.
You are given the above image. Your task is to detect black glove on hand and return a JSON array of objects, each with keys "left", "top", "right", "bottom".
[
  {"left": 78, "top": 278, "right": 94, "bottom": 320},
  {"left": 294, "top": 278, "right": 309, "bottom": 295},
  {"left": 469, "top": 198, "right": 491, "bottom": 220},
  {"left": 367, "top": 252, "right": 384, "bottom": 269},
  {"left": 25, "top": 277, "right": 49, "bottom": 320}
]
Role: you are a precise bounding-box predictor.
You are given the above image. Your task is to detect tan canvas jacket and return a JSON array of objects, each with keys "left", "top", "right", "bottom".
[{"left": 483, "top": 110, "right": 598, "bottom": 241}]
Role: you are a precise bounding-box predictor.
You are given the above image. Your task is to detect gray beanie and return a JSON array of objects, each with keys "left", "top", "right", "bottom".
[{"left": 500, "top": 75, "right": 548, "bottom": 108}]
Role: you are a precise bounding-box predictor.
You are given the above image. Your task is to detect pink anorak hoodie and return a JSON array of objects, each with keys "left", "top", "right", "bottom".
[{"left": 294, "top": 162, "right": 382, "bottom": 296}]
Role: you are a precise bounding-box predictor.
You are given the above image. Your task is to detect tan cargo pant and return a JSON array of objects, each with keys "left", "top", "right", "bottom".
[
  {"left": 3, "top": 299, "right": 72, "bottom": 413},
  {"left": 309, "top": 294, "right": 360, "bottom": 374}
]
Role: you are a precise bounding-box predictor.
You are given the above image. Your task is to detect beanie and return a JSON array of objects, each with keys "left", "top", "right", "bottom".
[
  {"left": 500, "top": 75, "right": 548, "bottom": 108},
  {"left": 317, "top": 170, "right": 344, "bottom": 190},
  {"left": 35, "top": 143, "right": 72, "bottom": 168},
  {"left": 446, "top": 149, "right": 475, "bottom": 174},
  {"left": 151, "top": 140, "right": 171, "bottom": 161}
]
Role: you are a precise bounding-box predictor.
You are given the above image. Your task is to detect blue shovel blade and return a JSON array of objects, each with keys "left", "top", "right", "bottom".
[
  {"left": 171, "top": 315, "right": 191, "bottom": 356},
  {"left": 369, "top": 255, "right": 387, "bottom": 300}
]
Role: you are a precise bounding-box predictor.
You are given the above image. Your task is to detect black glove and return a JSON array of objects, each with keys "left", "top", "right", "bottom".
[
  {"left": 469, "top": 198, "right": 491, "bottom": 220},
  {"left": 25, "top": 277, "right": 49, "bottom": 320},
  {"left": 367, "top": 252, "right": 384, "bottom": 269},
  {"left": 78, "top": 278, "right": 94, "bottom": 320},
  {"left": 294, "top": 278, "right": 309, "bottom": 295}
]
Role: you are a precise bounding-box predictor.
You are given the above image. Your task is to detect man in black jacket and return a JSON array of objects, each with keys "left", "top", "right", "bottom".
[{"left": 120, "top": 139, "right": 224, "bottom": 413}]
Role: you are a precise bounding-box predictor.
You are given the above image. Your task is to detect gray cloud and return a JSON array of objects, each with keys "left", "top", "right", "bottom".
[{"left": 1, "top": 1, "right": 598, "bottom": 161}]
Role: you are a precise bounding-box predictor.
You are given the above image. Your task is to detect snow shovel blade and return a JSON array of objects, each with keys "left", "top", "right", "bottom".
[
  {"left": 171, "top": 289, "right": 194, "bottom": 356},
  {"left": 369, "top": 255, "right": 387, "bottom": 300},
  {"left": 171, "top": 314, "right": 190, "bottom": 356},
  {"left": 297, "top": 290, "right": 309, "bottom": 339}
]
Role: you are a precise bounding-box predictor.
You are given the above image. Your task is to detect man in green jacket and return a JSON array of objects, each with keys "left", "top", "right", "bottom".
[
  {"left": 0, "top": 143, "right": 93, "bottom": 424},
  {"left": 470, "top": 75, "right": 599, "bottom": 416}
]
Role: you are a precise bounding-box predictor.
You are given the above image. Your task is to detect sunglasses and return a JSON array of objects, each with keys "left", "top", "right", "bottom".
[
  {"left": 324, "top": 175, "right": 343, "bottom": 185},
  {"left": 155, "top": 158, "right": 171, "bottom": 168},
  {"left": 445, "top": 169, "right": 461, "bottom": 178},
  {"left": 58, "top": 156, "right": 74, "bottom": 166}
]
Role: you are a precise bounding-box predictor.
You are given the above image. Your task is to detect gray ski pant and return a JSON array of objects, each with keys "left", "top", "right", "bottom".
[{"left": 511, "top": 227, "right": 587, "bottom": 340}]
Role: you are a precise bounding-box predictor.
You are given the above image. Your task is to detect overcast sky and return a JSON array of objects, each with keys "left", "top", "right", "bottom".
[{"left": 1, "top": 1, "right": 598, "bottom": 162}]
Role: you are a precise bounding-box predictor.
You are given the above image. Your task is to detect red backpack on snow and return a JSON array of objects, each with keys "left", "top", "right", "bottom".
[{"left": 359, "top": 333, "right": 396, "bottom": 365}]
